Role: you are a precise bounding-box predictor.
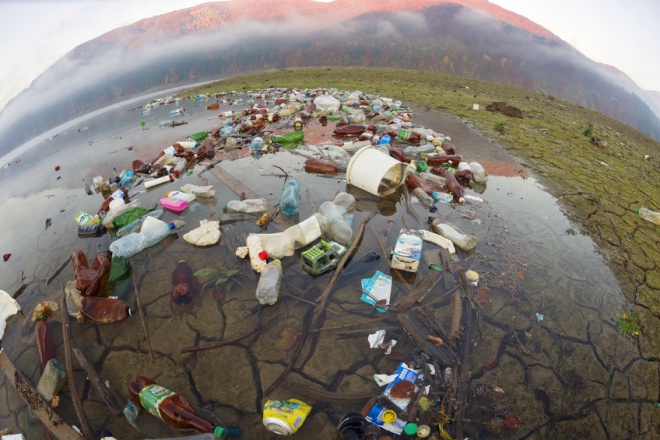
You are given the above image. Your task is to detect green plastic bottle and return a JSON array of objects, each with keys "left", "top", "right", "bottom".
[{"left": 273, "top": 131, "right": 304, "bottom": 144}]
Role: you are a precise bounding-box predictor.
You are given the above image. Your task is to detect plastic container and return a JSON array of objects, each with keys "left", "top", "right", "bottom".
[
  {"left": 280, "top": 180, "right": 301, "bottom": 216},
  {"left": 319, "top": 201, "right": 353, "bottom": 245},
  {"left": 160, "top": 197, "right": 189, "bottom": 213},
  {"left": 431, "top": 219, "right": 478, "bottom": 252},
  {"left": 225, "top": 198, "right": 268, "bottom": 213},
  {"left": 166, "top": 190, "right": 196, "bottom": 203},
  {"left": 180, "top": 184, "right": 215, "bottom": 197},
  {"left": 262, "top": 399, "right": 312, "bottom": 435},
  {"left": 144, "top": 174, "right": 174, "bottom": 189},
  {"left": 637, "top": 208, "right": 660, "bottom": 225},
  {"left": 346, "top": 146, "right": 406, "bottom": 196},
  {"left": 37, "top": 359, "right": 67, "bottom": 402},
  {"left": 256, "top": 260, "right": 283, "bottom": 305},
  {"left": 256, "top": 214, "right": 327, "bottom": 258},
  {"left": 468, "top": 162, "right": 488, "bottom": 183}
]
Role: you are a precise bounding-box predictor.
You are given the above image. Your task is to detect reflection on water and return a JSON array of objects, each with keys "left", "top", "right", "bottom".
[{"left": 0, "top": 91, "right": 650, "bottom": 440}]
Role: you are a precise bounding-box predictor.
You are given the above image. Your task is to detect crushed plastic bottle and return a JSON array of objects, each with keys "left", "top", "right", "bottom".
[
  {"left": 280, "top": 180, "right": 301, "bottom": 216},
  {"left": 256, "top": 260, "right": 283, "bottom": 305}
]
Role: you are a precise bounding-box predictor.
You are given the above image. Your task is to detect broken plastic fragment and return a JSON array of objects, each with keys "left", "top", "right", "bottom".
[
  {"left": 235, "top": 246, "right": 249, "bottom": 258},
  {"left": 536, "top": 312, "right": 544, "bottom": 322},
  {"left": 368, "top": 330, "right": 386, "bottom": 348}
]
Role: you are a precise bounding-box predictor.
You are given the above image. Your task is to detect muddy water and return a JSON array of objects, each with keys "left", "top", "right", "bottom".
[{"left": 0, "top": 91, "right": 655, "bottom": 440}]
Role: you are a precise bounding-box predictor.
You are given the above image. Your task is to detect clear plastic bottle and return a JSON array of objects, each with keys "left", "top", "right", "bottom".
[
  {"left": 280, "top": 180, "right": 301, "bottom": 216},
  {"left": 403, "top": 144, "right": 435, "bottom": 156},
  {"left": 225, "top": 198, "right": 268, "bottom": 213},
  {"left": 419, "top": 172, "right": 447, "bottom": 188},
  {"left": 637, "top": 208, "right": 660, "bottom": 225},
  {"left": 250, "top": 137, "right": 264, "bottom": 152},
  {"left": 431, "top": 219, "right": 478, "bottom": 251},
  {"left": 327, "top": 145, "right": 350, "bottom": 169},
  {"left": 172, "top": 157, "right": 187, "bottom": 176},
  {"left": 319, "top": 201, "right": 353, "bottom": 245},
  {"left": 332, "top": 192, "right": 355, "bottom": 213},
  {"left": 116, "top": 210, "right": 164, "bottom": 238},
  {"left": 468, "top": 162, "right": 488, "bottom": 183},
  {"left": 110, "top": 217, "right": 175, "bottom": 258},
  {"left": 413, "top": 187, "right": 434, "bottom": 208},
  {"left": 180, "top": 184, "right": 216, "bottom": 197},
  {"left": 256, "top": 260, "right": 283, "bottom": 305}
]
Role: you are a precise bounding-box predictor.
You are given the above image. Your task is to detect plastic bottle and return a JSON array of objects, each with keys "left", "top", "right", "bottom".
[
  {"left": 83, "top": 179, "right": 93, "bottom": 195},
  {"left": 144, "top": 174, "right": 174, "bottom": 189},
  {"left": 431, "top": 219, "right": 477, "bottom": 251},
  {"left": 128, "top": 376, "right": 235, "bottom": 438},
  {"left": 333, "top": 192, "right": 356, "bottom": 213},
  {"left": 180, "top": 184, "right": 216, "bottom": 198},
  {"left": 35, "top": 319, "right": 56, "bottom": 373},
  {"left": 273, "top": 131, "right": 304, "bottom": 144},
  {"left": 419, "top": 172, "right": 446, "bottom": 188},
  {"left": 439, "top": 168, "right": 465, "bottom": 204},
  {"left": 280, "top": 180, "right": 301, "bottom": 216},
  {"left": 166, "top": 190, "right": 196, "bottom": 203},
  {"left": 405, "top": 173, "right": 443, "bottom": 196},
  {"left": 160, "top": 197, "right": 189, "bottom": 213},
  {"left": 304, "top": 158, "right": 345, "bottom": 174},
  {"left": 326, "top": 145, "right": 350, "bottom": 169},
  {"left": 256, "top": 260, "right": 283, "bottom": 305},
  {"left": 110, "top": 217, "right": 175, "bottom": 258},
  {"left": 379, "top": 134, "right": 391, "bottom": 146},
  {"left": 172, "top": 261, "right": 195, "bottom": 304},
  {"left": 413, "top": 187, "right": 434, "bottom": 208},
  {"left": 257, "top": 213, "right": 327, "bottom": 258},
  {"left": 225, "top": 198, "right": 268, "bottom": 213},
  {"left": 250, "top": 137, "right": 264, "bottom": 152},
  {"left": 403, "top": 144, "right": 435, "bottom": 156},
  {"left": 396, "top": 129, "right": 422, "bottom": 145},
  {"left": 112, "top": 206, "right": 153, "bottom": 229},
  {"left": 118, "top": 171, "right": 136, "bottom": 189},
  {"left": 637, "top": 208, "right": 660, "bottom": 225},
  {"left": 427, "top": 155, "right": 462, "bottom": 168},
  {"left": 172, "top": 157, "right": 187, "bottom": 177},
  {"left": 80, "top": 296, "right": 133, "bottom": 324},
  {"left": 293, "top": 117, "right": 303, "bottom": 131},
  {"left": 319, "top": 201, "right": 353, "bottom": 245},
  {"left": 468, "top": 162, "right": 488, "bottom": 183}
]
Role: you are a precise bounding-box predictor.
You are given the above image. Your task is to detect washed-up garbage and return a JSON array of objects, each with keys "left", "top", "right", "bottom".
[
  {"left": 366, "top": 363, "right": 419, "bottom": 435},
  {"left": 36, "top": 359, "right": 67, "bottom": 403},
  {"left": 183, "top": 220, "right": 221, "bottom": 247},
  {"left": 172, "top": 261, "right": 195, "bottom": 304},
  {"left": 430, "top": 219, "right": 478, "bottom": 252},
  {"left": 262, "top": 399, "right": 312, "bottom": 435},
  {"left": 390, "top": 229, "right": 423, "bottom": 272},
  {"left": 301, "top": 240, "right": 347, "bottom": 276},
  {"left": 361, "top": 271, "right": 392, "bottom": 312},
  {"left": 72, "top": 250, "right": 111, "bottom": 297}
]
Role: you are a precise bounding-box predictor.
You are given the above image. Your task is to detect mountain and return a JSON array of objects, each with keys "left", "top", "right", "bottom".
[{"left": 1, "top": 0, "right": 659, "bottom": 154}]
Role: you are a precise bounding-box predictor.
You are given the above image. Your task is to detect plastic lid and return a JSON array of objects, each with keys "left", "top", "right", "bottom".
[
  {"left": 168, "top": 222, "right": 176, "bottom": 230},
  {"left": 403, "top": 423, "right": 418, "bottom": 435},
  {"left": 213, "top": 425, "right": 226, "bottom": 438},
  {"left": 417, "top": 424, "right": 431, "bottom": 438},
  {"left": 263, "top": 417, "right": 292, "bottom": 435},
  {"left": 381, "top": 409, "right": 397, "bottom": 424},
  {"left": 222, "top": 204, "right": 228, "bottom": 212}
]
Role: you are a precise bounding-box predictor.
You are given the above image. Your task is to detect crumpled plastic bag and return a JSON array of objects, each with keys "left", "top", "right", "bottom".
[
  {"left": 72, "top": 250, "right": 112, "bottom": 296},
  {"left": 313, "top": 95, "right": 341, "bottom": 109}
]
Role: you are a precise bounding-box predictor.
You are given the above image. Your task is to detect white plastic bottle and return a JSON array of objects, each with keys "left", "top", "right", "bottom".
[
  {"left": 638, "top": 208, "right": 660, "bottom": 225},
  {"left": 431, "top": 219, "right": 478, "bottom": 251},
  {"left": 256, "top": 260, "right": 283, "bottom": 305},
  {"left": 180, "top": 184, "right": 216, "bottom": 197},
  {"left": 225, "top": 198, "right": 268, "bottom": 213},
  {"left": 166, "top": 190, "right": 196, "bottom": 203},
  {"left": 319, "top": 201, "right": 353, "bottom": 245}
]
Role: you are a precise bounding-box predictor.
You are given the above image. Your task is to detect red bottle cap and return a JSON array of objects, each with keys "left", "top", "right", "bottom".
[{"left": 258, "top": 250, "right": 268, "bottom": 261}]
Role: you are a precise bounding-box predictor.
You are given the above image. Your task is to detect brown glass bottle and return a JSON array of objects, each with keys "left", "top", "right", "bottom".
[
  {"left": 80, "top": 296, "right": 132, "bottom": 324},
  {"left": 72, "top": 250, "right": 112, "bottom": 297},
  {"left": 334, "top": 125, "right": 366, "bottom": 138},
  {"left": 304, "top": 158, "right": 345, "bottom": 175},
  {"left": 455, "top": 169, "right": 474, "bottom": 187},
  {"left": 395, "top": 129, "right": 422, "bottom": 146},
  {"left": 439, "top": 169, "right": 465, "bottom": 204},
  {"left": 128, "top": 376, "right": 223, "bottom": 436},
  {"left": 426, "top": 155, "right": 462, "bottom": 168},
  {"left": 172, "top": 261, "right": 194, "bottom": 304}
]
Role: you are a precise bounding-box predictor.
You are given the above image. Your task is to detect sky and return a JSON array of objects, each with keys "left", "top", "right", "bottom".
[{"left": 0, "top": 0, "right": 658, "bottom": 113}]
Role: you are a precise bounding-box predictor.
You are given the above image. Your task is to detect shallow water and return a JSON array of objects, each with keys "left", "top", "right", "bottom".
[{"left": 0, "top": 89, "right": 653, "bottom": 439}]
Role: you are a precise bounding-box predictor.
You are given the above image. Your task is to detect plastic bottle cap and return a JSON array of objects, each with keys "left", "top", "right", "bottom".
[
  {"left": 213, "top": 426, "right": 226, "bottom": 438},
  {"left": 381, "top": 409, "right": 397, "bottom": 424},
  {"left": 263, "top": 417, "right": 292, "bottom": 435},
  {"left": 417, "top": 424, "right": 431, "bottom": 438},
  {"left": 403, "top": 423, "right": 418, "bottom": 435},
  {"left": 222, "top": 204, "right": 228, "bottom": 212},
  {"left": 258, "top": 250, "right": 268, "bottom": 261}
]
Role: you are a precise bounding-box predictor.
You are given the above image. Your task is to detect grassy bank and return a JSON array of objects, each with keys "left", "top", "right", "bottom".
[{"left": 179, "top": 67, "right": 660, "bottom": 356}]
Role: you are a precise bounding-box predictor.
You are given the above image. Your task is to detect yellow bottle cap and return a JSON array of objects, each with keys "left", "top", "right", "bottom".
[{"left": 381, "top": 409, "right": 397, "bottom": 424}]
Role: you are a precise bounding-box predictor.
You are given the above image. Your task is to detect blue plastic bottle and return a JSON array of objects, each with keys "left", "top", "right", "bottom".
[{"left": 280, "top": 179, "right": 301, "bottom": 216}]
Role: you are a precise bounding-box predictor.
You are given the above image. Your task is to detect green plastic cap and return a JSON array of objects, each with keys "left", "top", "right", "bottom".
[
  {"left": 403, "top": 423, "right": 418, "bottom": 435},
  {"left": 213, "top": 426, "right": 226, "bottom": 438},
  {"left": 222, "top": 204, "right": 228, "bottom": 212},
  {"left": 636, "top": 209, "right": 640, "bottom": 213}
]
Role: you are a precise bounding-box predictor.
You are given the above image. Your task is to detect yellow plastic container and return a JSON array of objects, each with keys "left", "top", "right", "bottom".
[{"left": 263, "top": 399, "right": 312, "bottom": 435}]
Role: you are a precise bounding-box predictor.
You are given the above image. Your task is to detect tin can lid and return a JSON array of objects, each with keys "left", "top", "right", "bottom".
[
  {"left": 263, "top": 417, "right": 293, "bottom": 435},
  {"left": 417, "top": 424, "right": 431, "bottom": 438}
]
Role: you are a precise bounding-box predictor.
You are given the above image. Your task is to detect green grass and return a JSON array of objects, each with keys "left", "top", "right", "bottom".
[{"left": 179, "top": 67, "right": 660, "bottom": 345}]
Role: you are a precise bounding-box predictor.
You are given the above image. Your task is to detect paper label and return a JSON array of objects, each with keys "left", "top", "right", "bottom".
[
  {"left": 139, "top": 385, "right": 175, "bottom": 419},
  {"left": 398, "top": 129, "right": 411, "bottom": 141}
]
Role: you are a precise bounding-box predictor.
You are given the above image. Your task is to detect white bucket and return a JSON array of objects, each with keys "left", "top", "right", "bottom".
[{"left": 346, "top": 146, "right": 406, "bottom": 196}]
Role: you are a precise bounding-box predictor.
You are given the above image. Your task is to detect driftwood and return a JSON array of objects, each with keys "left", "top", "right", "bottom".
[
  {"left": 449, "top": 290, "right": 462, "bottom": 339},
  {"left": 414, "top": 308, "right": 456, "bottom": 353},
  {"left": 283, "top": 381, "right": 375, "bottom": 405},
  {"left": 392, "top": 273, "right": 436, "bottom": 312},
  {"left": 454, "top": 269, "right": 477, "bottom": 439},
  {"left": 401, "top": 185, "right": 421, "bottom": 226},
  {"left": 397, "top": 311, "right": 457, "bottom": 366},
  {"left": 0, "top": 351, "right": 81, "bottom": 440},
  {"left": 131, "top": 272, "right": 154, "bottom": 362},
  {"left": 439, "top": 248, "right": 454, "bottom": 290},
  {"left": 181, "top": 317, "right": 275, "bottom": 353},
  {"left": 72, "top": 347, "right": 121, "bottom": 416},
  {"left": 46, "top": 255, "right": 72, "bottom": 286},
  {"left": 60, "top": 296, "right": 94, "bottom": 440}
]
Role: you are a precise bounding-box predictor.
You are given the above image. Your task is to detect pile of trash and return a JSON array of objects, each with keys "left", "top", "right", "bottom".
[{"left": 0, "top": 86, "right": 508, "bottom": 439}]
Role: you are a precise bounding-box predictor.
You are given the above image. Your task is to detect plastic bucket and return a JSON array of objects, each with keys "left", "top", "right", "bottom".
[{"left": 346, "top": 146, "right": 406, "bottom": 196}]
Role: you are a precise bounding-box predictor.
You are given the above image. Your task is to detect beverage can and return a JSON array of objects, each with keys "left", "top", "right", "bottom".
[{"left": 262, "top": 399, "right": 312, "bottom": 435}]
